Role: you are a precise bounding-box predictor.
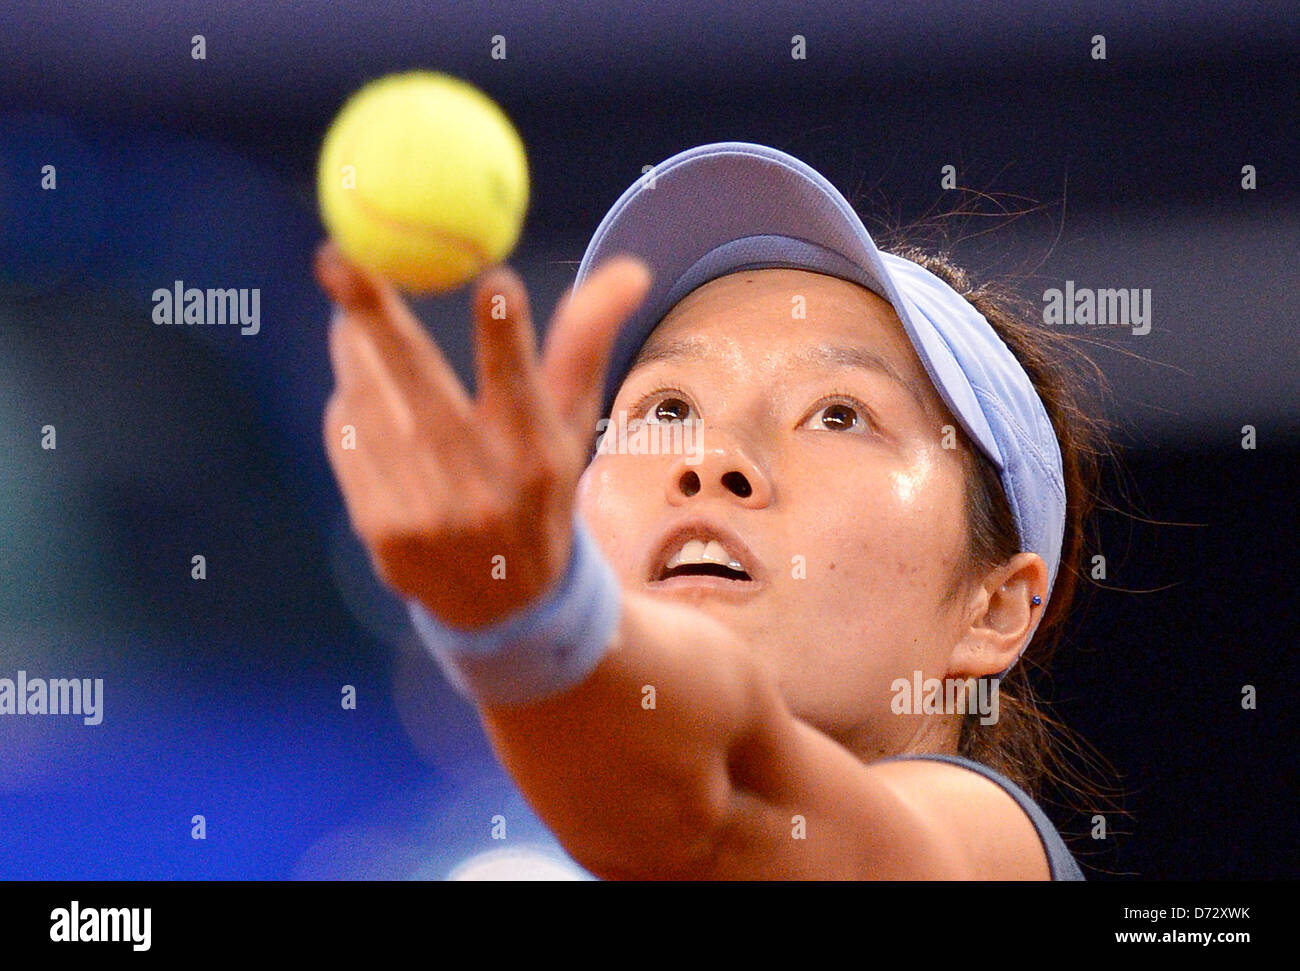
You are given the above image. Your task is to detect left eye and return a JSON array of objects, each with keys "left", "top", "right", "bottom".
[{"left": 806, "top": 401, "right": 863, "bottom": 432}]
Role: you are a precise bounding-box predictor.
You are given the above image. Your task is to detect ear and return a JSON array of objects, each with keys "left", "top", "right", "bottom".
[{"left": 947, "top": 553, "right": 1050, "bottom": 679}]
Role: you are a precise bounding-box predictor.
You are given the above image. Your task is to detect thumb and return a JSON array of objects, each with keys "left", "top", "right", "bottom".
[{"left": 539, "top": 255, "right": 652, "bottom": 439}]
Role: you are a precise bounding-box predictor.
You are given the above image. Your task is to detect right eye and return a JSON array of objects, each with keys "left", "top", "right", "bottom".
[{"left": 636, "top": 390, "right": 696, "bottom": 423}]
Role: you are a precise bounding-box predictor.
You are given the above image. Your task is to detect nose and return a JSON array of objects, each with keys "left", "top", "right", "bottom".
[{"left": 665, "top": 431, "right": 772, "bottom": 508}]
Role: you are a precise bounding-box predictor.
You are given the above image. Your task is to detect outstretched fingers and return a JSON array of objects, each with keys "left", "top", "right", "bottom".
[{"left": 315, "top": 241, "right": 474, "bottom": 445}]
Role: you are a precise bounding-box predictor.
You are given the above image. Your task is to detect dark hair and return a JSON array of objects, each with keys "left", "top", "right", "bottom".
[{"left": 879, "top": 237, "right": 1127, "bottom": 854}]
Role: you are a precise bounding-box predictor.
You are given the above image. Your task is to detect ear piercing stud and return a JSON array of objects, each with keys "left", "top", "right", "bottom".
[{"left": 1031, "top": 595, "right": 1042, "bottom": 606}]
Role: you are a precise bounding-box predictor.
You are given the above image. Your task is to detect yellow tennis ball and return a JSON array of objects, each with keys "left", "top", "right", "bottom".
[{"left": 317, "top": 71, "right": 529, "bottom": 294}]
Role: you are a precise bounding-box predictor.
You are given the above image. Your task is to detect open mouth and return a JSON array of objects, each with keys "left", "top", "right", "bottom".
[
  {"left": 658, "top": 562, "right": 753, "bottom": 582},
  {"left": 653, "top": 537, "right": 754, "bottom": 583}
]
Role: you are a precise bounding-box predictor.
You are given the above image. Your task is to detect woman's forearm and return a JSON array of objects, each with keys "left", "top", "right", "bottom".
[{"left": 477, "top": 590, "right": 769, "bottom": 879}]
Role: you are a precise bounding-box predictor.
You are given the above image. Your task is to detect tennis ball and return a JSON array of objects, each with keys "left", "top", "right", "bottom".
[{"left": 317, "top": 71, "right": 529, "bottom": 294}]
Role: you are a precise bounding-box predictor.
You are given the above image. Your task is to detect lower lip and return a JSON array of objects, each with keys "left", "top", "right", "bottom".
[{"left": 645, "top": 574, "right": 761, "bottom": 598}]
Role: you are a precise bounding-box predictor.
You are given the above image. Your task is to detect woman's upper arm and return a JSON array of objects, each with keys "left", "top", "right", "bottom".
[
  {"left": 702, "top": 689, "right": 1053, "bottom": 880},
  {"left": 862, "top": 758, "right": 1052, "bottom": 879},
  {"left": 480, "top": 586, "right": 1049, "bottom": 881}
]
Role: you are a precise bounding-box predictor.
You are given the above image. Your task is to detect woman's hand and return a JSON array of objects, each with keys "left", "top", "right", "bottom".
[{"left": 314, "top": 241, "right": 651, "bottom": 630}]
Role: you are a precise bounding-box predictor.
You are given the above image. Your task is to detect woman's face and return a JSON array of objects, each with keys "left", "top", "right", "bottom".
[{"left": 576, "top": 268, "right": 980, "bottom": 759}]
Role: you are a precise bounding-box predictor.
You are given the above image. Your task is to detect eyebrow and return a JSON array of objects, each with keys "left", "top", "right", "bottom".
[{"left": 630, "top": 336, "right": 932, "bottom": 413}]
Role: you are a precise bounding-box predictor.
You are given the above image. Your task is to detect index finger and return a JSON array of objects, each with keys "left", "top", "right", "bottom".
[
  {"left": 540, "top": 255, "right": 653, "bottom": 437},
  {"left": 314, "top": 240, "right": 474, "bottom": 427}
]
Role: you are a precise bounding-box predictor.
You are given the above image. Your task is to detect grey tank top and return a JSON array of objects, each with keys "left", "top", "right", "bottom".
[{"left": 881, "top": 753, "right": 1085, "bottom": 881}]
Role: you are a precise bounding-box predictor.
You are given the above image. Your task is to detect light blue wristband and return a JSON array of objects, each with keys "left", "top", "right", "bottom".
[{"left": 406, "top": 518, "right": 623, "bottom": 707}]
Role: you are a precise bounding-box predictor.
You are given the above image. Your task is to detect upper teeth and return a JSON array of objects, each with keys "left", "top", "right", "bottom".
[{"left": 665, "top": 538, "right": 745, "bottom": 572}]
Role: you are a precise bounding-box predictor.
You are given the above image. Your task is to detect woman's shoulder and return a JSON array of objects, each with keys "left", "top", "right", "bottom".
[{"left": 873, "top": 752, "right": 1086, "bottom": 881}]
